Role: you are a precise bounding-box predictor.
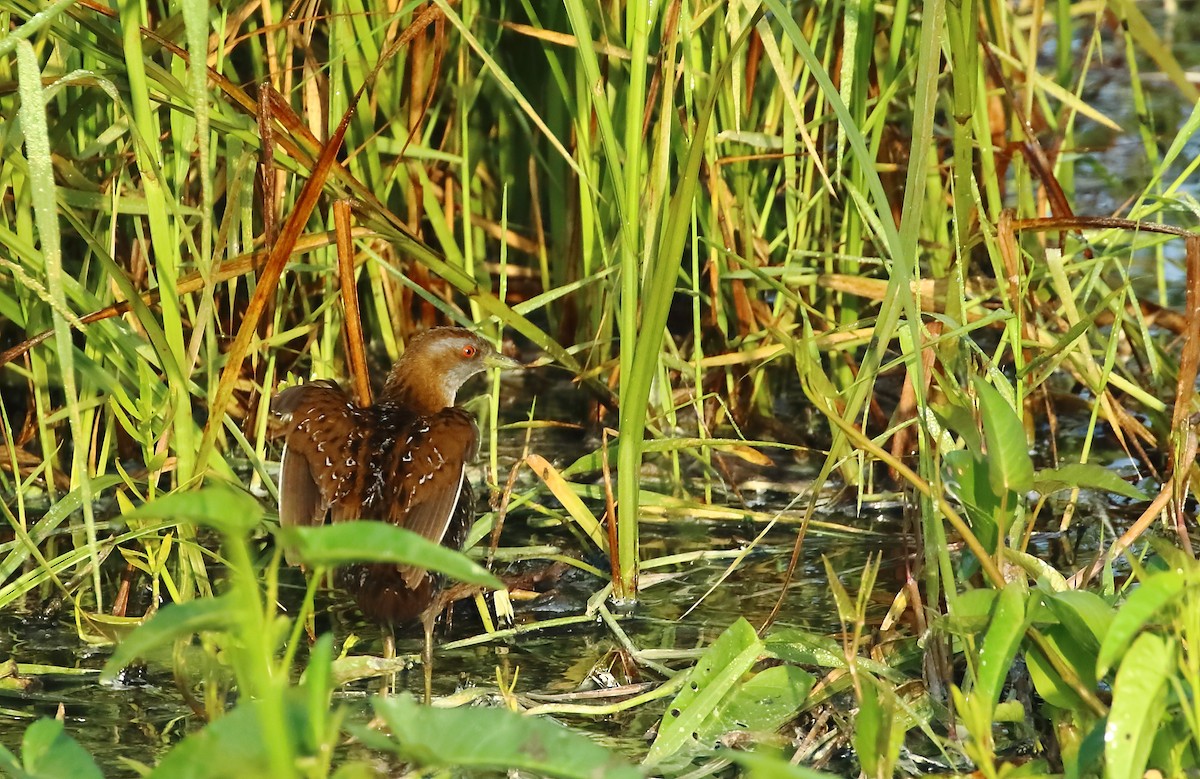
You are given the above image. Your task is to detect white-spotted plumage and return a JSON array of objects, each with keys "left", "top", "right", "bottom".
[{"left": 269, "top": 327, "right": 511, "bottom": 623}]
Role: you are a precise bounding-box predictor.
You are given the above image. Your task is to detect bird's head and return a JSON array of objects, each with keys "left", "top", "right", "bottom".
[{"left": 383, "top": 327, "right": 521, "bottom": 412}]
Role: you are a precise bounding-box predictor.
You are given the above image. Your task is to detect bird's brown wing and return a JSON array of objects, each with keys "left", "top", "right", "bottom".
[
  {"left": 389, "top": 407, "right": 479, "bottom": 589},
  {"left": 272, "top": 380, "right": 366, "bottom": 534},
  {"left": 279, "top": 441, "right": 324, "bottom": 532}
]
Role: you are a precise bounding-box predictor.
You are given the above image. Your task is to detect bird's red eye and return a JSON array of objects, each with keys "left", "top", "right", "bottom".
[{"left": 461, "top": 344, "right": 477, "bottom": 358}]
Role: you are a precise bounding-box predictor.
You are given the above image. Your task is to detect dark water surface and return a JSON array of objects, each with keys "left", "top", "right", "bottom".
[{"left": 0, "top": 500, "right": 906, "bottom": 774}]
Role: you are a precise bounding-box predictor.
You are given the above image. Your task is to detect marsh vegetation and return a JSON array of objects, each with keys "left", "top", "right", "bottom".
[{"left": 2, "top": 0, "right": 1200, "bottom": 776}]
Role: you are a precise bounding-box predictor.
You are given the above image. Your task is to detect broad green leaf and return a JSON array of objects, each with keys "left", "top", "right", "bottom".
[
  {"left": 944, "top": 448, "right": 999, "bottom": 554},
  {"left": 1072, "top": 720, "right": 1107, "bottom": 779},
  {"left": 280, "top": 522, "right": 501, "bottom": 588},
  {"left": 1105, "top": 633, "right": 1173, "bottom": 779},
  {"left": 765, "top": 628, "right": 902, "bottom": 680},
  {"left": 646, "top": 618, "right": 762, "bottom": 766},
  {"left": 147, "top": 695, "right": 310, "bottom": 779},
  {"left": 974, "top": 378, "right": 1033, "bottom": 497},
  {"left": 1041, "top": 589, "right": 1113, "bottom": 656},
  {"left": 974, "top": 582, "right": 1029, "bottom": 711},
  {"left": 1033, "top": 464, "right": 1150, "bottom": 501},
  {"left": 1097, "top": 571, "right": 1185, "bottom": 678},
  {"left": 941, "top": 589, "right": 1001, "bottom": 640},
  {"left": 1026, "top": 624, "right": 1098, "bottom": 710},
  {"left": 932, "top": 403, "right": 983, "bottom": 455},
  {"left": 948, "top": 588, "right": 999, "bottom": 622},
  {"left": 15, "top": 719, "right": 102, "bottom": 779},
  {"left": 121, "top": 487, "right": 263, "bottom": 536},
  {"left": 1145, "top": 537, "right": 1195, "bottom": 573},
  {"left": 0, "top": 741, "right": 23, "bottom": 779},
  {"left": 302, "top": 633, "right": 335, "bottom": 747},
  {"left": 370, "top": 694, "right": 640, "bottom": 779},
  {"left": 100, "top": 594, "right": 235, "bottom": 681},
  {"left": 699, "top": 665, "right": 814, "bottom": 745},
  {"left": 1022, "top": 648, "right": 1080, "bottom": 710}
]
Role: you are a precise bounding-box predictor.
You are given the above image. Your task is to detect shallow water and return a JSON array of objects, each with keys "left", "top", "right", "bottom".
[{"left": 0, "top": 509, "right": 907, "bottom": 774}]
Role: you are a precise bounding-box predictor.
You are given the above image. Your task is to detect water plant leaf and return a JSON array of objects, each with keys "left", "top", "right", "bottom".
[
  {"left": 645, "top": 618, "right": 762, "bottom": 766},
  {"left": 120, "top": 487, "right": 263, "bottom": 536},
  {"left": 822, "top": 556, "right": 857, "bottom": 626},
  {"left": 974, "top": 378, "right": 1034, "bottom": 497},
  {"left": 1040, "top": 589, "right": 1113, "bottom": 656},
  {"left": 328, "top": 653, "right": 410, "bottom": 686},
  {"left": 1096, "top": 570, "right": 1185, "bottom": 678},
  {"left": 279, "top": 522, "right": 502, "bottom": 588},
  {"left": 941, "top": 588, "right": 999, "bottom": 636},
  {"left": 0, "top": 474, "right": 123, "bottom": 583},
  {"left": 1026, "top": 623, "right": 1099, "bottom": 710},
  {"left": 1073, "top": 720, "right": 1107, "bottom": 778},
  {"left": 1033, "top": 463, "right": 1149, "bottom": 501},
  {"left": 1104, "top": 633, "right": 1173, "bottom": 779},
  {"left": 0, "top": 718, "right": 102, "bottom": 779},
  {"left": 974, "top": 581, "right": 1029, "bottom": 712},
  {"left": 76, "top": 611, "right": 147, "bottom": 647},
  {"left": 1107, "top": 0, "right": 1199, "bottom": 100},
  {"left": 1004, "top": 548, "right": 1069, "bottom": 592},
  {"left": 369, "top": 694, "right": 640, "bottom": 778},
  {"left": 764, "top": 628, "right": 902, "bottom": 680},
  {"left": 698, "top": 664, "right": 813, "bottom": 745},
  {"left": 932, "top": 403, "right": 983, "bottom": 455},
  {"left": 611, "top": 7, "right": 763, "bottom": 598},
  {"left": 0, "top": 743, "right": 19, "bottom": 778},
  {"left": 302, "top": 633, "right": 335, "bottom": 747},
  {"left": 100, "top": 594, "right": 235, "bottom": 681},
  {"left": 944, "top": 448, "right": 999, "bottom": 555},
  {"left": 1144, "top": 537, "right": 1195, "bottom": 575}
]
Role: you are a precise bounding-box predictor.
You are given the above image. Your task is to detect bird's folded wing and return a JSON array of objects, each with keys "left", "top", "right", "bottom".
[
  {"left": 272, "top": 380, "right": 354, "bottom": 533},
  {"left": 279, "top": 443, "right": 325, "bottom": 529},
  {"left": 271, "top": 379, "right": 345, "bottom": 423},
  {"left": 392, "top": 409, "right": 479, "bottom": 589}
]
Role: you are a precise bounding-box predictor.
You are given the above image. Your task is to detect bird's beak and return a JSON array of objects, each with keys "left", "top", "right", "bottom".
[{"left": 484, "top": 351, "right": 523, "bottom": 371}]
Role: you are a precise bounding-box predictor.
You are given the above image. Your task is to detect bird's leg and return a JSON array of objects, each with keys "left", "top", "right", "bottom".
[
  {"left": 380, "top": 627, "right": 396, "bottom": 697},
  {"left": 420, "top": 608, "right": 436, "bottom": 705}
]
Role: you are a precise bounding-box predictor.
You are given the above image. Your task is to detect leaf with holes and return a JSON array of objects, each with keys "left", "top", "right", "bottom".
[
  {"left": 645, "top": 618, "right": 762, "bottom": 767},
  {"left": 699, "top": 665, "right": 814, "bottom": 747}
]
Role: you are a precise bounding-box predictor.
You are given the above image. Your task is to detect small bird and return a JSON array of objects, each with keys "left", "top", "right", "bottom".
[{"left": 271, "top": 326, "right": 520, "bottom": 692}]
